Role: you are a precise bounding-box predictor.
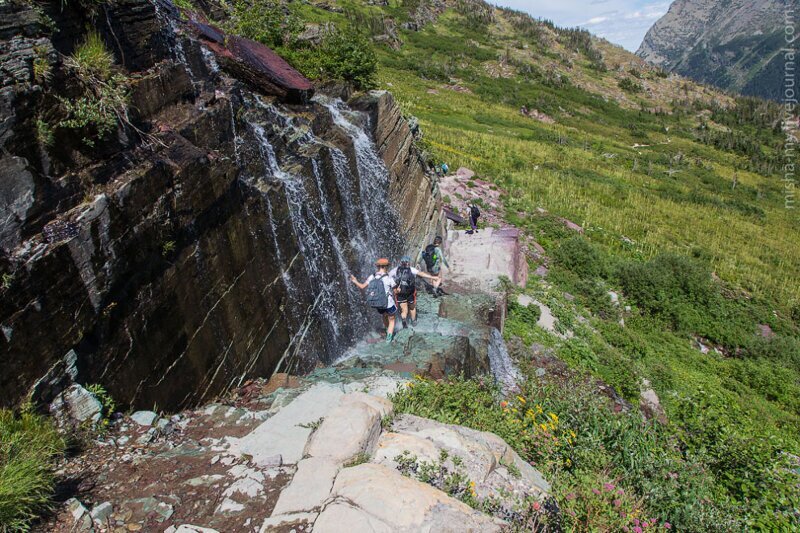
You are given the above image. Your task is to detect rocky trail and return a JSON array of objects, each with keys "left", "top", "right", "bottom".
[{"left": 39, "top": 225, "right": 553, "bottom": 533}]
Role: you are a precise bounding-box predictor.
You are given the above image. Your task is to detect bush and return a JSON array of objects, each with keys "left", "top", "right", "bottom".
[
  {"left": 616, "top": 254, "right": 713, "bottom": 326},
  {"left": 286, "top": 30, "right": 378, "bottom": 91},
  {"left": 0, "top": 409, "right": 65, "bottom": 531},
  {"left": 552, "top": 237, "right": 608, "bottom": 279},
  {"left": 618, "top": 78, "right": 643, "bottom": 94},
  {"left": 226, "top": 0, "right": 301, "bottom": 48}
]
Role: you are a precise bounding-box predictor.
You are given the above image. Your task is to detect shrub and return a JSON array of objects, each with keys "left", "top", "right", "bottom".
[
  {"left": 286, "top": 30, "right": 378, "bottom": 91},
  {"left": 618, "top": 78, "right": 643, "bottom": 94},
  {"left": 226, "top": 0, "right": 301, "bottom": 48},
  {"left": 0, "top": 409, "right": 65, "bottom": 531},
  {"left": 615, "top": 254, "right": 713, "bottom": 327},
  {"left": 552, "top": 237, "right": 608, "bottom": 279}
]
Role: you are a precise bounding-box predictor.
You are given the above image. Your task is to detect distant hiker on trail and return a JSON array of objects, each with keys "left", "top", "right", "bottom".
[
  {"left": 390, "top": 255, "right": 440, "bottom": 328},
  {"left": 418, "top": 236, "right": 449, "bottom": 297},
  {"left": 441, "top": 162, "right": 449, "bottom": 175},
  {"left": 350, "top": 258, "right": 398, "bottom": 343},
  {"left": 467, "top": 202, "right": 481, "bottom": 234}
]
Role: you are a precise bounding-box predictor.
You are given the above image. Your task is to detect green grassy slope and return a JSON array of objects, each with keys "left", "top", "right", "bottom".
[{"left": 200, "top": 0, "right": 800, "bottom": 528}]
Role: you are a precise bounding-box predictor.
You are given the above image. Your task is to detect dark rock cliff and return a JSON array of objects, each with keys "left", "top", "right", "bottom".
[{"left": 0, "top": 0, "right": 443, "bottom": 410}]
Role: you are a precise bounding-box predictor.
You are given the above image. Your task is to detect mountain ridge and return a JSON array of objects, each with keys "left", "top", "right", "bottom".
[{"left": 637, "top": 0, "right": 788, "bottom": 100}]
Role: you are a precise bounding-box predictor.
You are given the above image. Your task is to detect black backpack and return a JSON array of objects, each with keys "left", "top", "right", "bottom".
[
  {"left": 470, "top": 205, "right": 481, "bottom": 219},
  {"left": 422, "top": 244, "right": 438, "bottom": 270},
  {"left": 366, "top": 274, "right": 389, "bottom": 309},
  {"left": 395, "top": 266, "right": 416, "bottom": 296}
]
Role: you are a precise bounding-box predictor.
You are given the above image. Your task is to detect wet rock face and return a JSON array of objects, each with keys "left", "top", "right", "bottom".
[{"left": 0, "top": 0, "right": 440, "bottom": 410}]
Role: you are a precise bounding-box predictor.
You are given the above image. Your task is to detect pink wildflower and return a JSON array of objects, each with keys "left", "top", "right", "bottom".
[
  {"left": 533, "top": 502, "right": 541, "bottom": 511},
  {"left": 603, "top": 482, "right": 615, "bottom": 492},
  {"left": 565, "top": 493, "right": 576, "bottom": 501},
  {"left": 622, "top": 527, "right": 629, "bottom": 532},
  {"left": 633, "top": 527, "right": 643, "bottom": 533},
  {"left": 664, "top": 523, "right": 672, "bottom": 530},
  {"left": 592, "top": 488, "right": 601, "bottom": 495},
  {"left": 613, "top": 499, "right": 622, "bottom": 508},
  {"left": 634, "top": 519, "right": 640, "bottom": 526},
  {"left": 617, "top": 488, "right": 625, "bottom": 496}
]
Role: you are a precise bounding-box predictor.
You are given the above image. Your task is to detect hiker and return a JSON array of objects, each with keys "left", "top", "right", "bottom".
[
  {"left": 350, "top": 258, "right": 398, "bottom": 342},
  {"left": 389, "top": 255, "right": 440, "bottom": 328},
  {"left": 467, "top": 202, "right": 481, "bottom": 234},
  {"left": 441, "top": 162, "right": 449, "bottom": 175},
  {"left": 417, "top": 236, "right": 449, "bottom": 297}
]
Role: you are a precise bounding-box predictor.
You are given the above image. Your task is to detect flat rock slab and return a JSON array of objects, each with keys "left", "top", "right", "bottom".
[
  {"left": 270, "top": 457, "right": 339, "bottom": 515},
  {"left": 232, "top": 383, "right": 344, "bottom": 465},
  {"left": 392, "top": 414, "right": 551, "bottom": 495},
  {"left": 304, "top": 398, "right": 382, "bottom": 464},
  {"left": 326, "top": 463, "right": 503, "bottom": 531},
  {"left": 446, "top": 227, "right": 528, "bottom": 293}
]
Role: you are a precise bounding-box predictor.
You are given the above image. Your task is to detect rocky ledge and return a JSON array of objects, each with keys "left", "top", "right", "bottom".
[{"left": 43, "top": 380, "right": 551, "bottom": 532}]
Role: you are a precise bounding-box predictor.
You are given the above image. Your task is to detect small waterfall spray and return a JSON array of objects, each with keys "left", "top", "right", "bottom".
[
  {"left": 232, "top": 94, "right": 404, "bottom": 370},
  {"left": 488, "top": 328, "right": 521, "bottom": 394}
]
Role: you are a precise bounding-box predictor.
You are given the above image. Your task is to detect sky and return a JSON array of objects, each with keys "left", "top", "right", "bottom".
[{"left": 493, "top": 0, "right": 673, "bottom": 52}]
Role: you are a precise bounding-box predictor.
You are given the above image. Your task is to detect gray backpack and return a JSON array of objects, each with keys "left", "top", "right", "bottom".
[{"left": 366, "top": 275, "right": 389, "bottom": 309}]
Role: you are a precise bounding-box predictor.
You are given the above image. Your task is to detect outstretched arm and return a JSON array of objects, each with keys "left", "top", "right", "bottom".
[
  {"left": 350, "top": 275, "right": 368, "bottom": 290},
  {"left": 416, "top": 271, "right": 439, "bottom": 281}
]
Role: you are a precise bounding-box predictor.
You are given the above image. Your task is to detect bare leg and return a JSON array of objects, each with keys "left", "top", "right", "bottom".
[
  {"left": 387, "top": 315, "right": 396, "bottom": 335},
  {"left": 409, "top": 301, "right": 417, "bottom": 321},
  {"left": 400, "top": 302, "right": 409, "bottom": 321}
]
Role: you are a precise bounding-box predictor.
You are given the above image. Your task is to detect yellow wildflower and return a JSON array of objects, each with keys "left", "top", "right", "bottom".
[
  {"left": 539, "top": 423, "right": 548, "bottom": 431},
  {"left": 549, "top": 413, "right": 558, "bottom": 423},
  {"left": 570, "top": 430, "right": 576, "bottom": 439},
  {"left": 517, "top": 396, "right": 526, "bottom": 404}
]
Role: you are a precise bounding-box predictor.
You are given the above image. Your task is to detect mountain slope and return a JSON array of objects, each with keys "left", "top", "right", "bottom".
[{"left": 637, "top": 0, "right": 787, "bottom": 100}]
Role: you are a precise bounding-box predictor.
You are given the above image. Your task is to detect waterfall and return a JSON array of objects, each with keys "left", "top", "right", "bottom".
[
  {"left": 488, "top": 328, "right": 521, "bottom": 395},
  {"left": 233, "top": 95, "right": 404, "bottom": 370},
  {"left": 317, "top": 97, "right": 404, "bottom": 263}
]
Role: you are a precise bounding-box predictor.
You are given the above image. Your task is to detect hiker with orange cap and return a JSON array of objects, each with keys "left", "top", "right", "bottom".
[{"left": 350, "top": 258, "right": 398, "bottom": 342}]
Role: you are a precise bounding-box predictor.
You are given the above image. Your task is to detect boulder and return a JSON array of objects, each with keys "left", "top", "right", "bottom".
[
  {"left": 89, "top": 502, "right": 113, "bottom": 525},
  {"left": 304, "top": 396, "right": 383, "bottom": 464},
  {"left": 190, "top": 21, "right": 314, "bottom": 103},
  {"left": 456, "top": 167, "right": 476, "bottom": 180},
  {"left": 373, "top": 432, "right": 442, "bottom": 466},
  {"left": 231, "top": 383, "right": 344, "bottom": 465},
  {"left": 270, "top": 457, "right": 339, "bottom": 515},
  {"left": 130, "top": 411, "right": 158, "bottom": 427},
  {"left": 340, "top": 391, "right": 393, "bottom": 418},
  {"left": 327, "top": 463, "right": 502, "bottom": 531},
  {"left": 313, "top": 501, "right": 393, "bottom": 532},
  {"left": 639, "top": 378, "right": 667, "bottom": 424},
  {"left": 49, "top": 384, "right": 102, "bottom": 428}
]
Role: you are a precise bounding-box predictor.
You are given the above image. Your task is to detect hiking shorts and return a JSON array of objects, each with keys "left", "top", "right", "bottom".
[
  {"left": 396, "top": 291, "right": 416, "bottom": 305},
  {"left": 377, "top": 305, "right": 397, "bottom": 315}
]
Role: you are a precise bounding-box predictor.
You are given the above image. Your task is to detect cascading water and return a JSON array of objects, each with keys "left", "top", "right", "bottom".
[
  {"left": 318, "top": 97, "right": 404, "bottom": 263},
  {"left": 488, "top": 328, "right": 521, "bottom": 394},
  {"left": 232, "top": 95, "right": 404, "bottom": 372}
]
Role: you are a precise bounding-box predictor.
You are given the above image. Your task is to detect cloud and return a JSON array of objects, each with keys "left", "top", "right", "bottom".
[
  {"left": 583, "top": 16, "right": 611, "bottom": 25},
  {"left": 493, "top": 0, "right": 672, "bottom": 52}
]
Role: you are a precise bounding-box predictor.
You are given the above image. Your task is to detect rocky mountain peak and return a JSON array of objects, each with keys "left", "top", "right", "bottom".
[{"left": 637, "top": 0, "right": 787, "bottom": 100}]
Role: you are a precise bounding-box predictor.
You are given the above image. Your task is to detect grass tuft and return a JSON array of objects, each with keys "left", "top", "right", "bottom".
[{"left": 0, "top": 409, "right": 65, "bottom": 531}]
